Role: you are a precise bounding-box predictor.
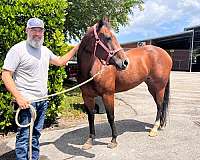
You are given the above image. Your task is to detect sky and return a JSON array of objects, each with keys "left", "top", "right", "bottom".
[{"left": 116, "top": 0, "right": 200, "bottom": 44}]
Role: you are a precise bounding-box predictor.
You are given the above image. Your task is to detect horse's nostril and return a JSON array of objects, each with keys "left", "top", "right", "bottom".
[{"left": 123, "top": 59, "right": 128, "bottom": 67}]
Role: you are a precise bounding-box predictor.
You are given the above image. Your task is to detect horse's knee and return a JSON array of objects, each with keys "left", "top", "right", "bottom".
[
  {"left": 107, "top": 113, "right": 114, "bottom": 123},
  {"left": 85, "top": 106, "right": 95, "bottom": 115}
]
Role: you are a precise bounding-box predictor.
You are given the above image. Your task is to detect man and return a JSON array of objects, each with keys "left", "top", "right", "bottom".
[{"left": 2, "top": 17, "right": 79, "bottom": 160}]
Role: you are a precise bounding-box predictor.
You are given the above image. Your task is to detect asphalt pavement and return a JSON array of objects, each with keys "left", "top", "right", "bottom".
[{"left": 1, "top": 71, "right": 200, "bottom": 160}]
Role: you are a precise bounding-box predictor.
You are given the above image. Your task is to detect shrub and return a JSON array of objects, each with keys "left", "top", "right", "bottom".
[{"left": 0, "top": 0, "right": 70, "bottom": 133}]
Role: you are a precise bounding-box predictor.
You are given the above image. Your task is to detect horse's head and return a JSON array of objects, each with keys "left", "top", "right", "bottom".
[
  {"left": 93, "top": 18, "right": 128, "bottom": 69},
  {"left": 79, "top": 18, "right": 128, "bottom": 70}
]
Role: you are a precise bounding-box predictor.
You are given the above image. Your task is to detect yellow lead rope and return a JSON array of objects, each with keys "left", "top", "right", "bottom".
[{"left": 31, "top": 73, "right": 100, "bottom": 103}]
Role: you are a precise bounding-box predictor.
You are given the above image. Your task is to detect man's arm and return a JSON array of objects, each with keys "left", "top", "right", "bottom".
[
  {"left": 1, "top": 70, "right": 29, "bottom": 109},
  {"left": 50, "top": 44, "right": 79, "bottom": 66}
]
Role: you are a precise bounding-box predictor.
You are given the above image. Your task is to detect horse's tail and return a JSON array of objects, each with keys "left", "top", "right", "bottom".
[{"left": 160, "top": 78, "right": 170, "bottom": 128}]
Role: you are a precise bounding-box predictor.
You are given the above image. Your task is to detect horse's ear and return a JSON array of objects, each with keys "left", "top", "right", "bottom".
[
  {"left": 103, "top": 16, "right": 110, "bottom": 24},
  {"left": 97, "top": 16, "right": 110, "bottom": 31},
  {"left": 98, "top": 19, "right": 104, "bottom": 30},
  {"left": 103, "top": 16, "right": 111, "bottom": 29}
]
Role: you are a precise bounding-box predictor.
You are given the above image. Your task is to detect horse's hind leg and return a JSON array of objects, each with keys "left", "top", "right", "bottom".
[
  {"left": 82, "top": 96, "right": 96, "bottom": 150},
  {"left": 159, "top": 80, "right": 170, "bottom": 129},
  {"left": 149, "top": 88, "right": 165, "bottom": 137},
  {"left": 102, "top": 94, "right": 118, "bottom": 149}
]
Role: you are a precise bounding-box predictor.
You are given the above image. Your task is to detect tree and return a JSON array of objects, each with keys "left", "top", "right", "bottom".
[{"left": 64, "top": 0, "right": 143, "bottom": 41}]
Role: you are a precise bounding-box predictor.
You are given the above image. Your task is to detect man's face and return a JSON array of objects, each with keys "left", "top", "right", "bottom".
[{"left": 26, "top": 27, "right": 44, "bottom": 48}]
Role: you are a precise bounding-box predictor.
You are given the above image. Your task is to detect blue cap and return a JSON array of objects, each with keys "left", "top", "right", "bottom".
[{"left": 27, "top": 18, "right": 44, "bottom": 29}]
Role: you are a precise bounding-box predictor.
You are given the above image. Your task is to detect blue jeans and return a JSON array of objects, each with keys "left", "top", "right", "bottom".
[{"left": 15, "top": 100, "right": 48, "bottom": 160}]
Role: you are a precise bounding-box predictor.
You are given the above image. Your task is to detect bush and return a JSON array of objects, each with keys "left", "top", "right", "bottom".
[{"left": 0, "top": 0, "right": 70, "bottom": 134}]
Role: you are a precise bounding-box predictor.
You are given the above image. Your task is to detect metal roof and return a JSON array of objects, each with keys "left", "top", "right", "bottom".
[
  {"left": 184, "top": 25, "right": 200, "bottom": 31},
  {"left": 121, "top": 30, "right": 193, "bottom": 45}
]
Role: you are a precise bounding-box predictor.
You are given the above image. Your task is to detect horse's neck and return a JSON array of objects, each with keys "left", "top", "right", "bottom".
[{"left": 90, "top": 58, "right": 103, "bottom": 77}]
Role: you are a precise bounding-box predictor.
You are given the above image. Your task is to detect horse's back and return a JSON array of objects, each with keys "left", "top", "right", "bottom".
[{"left": 126, "top": 45, "right": 172, "bottom": 73}]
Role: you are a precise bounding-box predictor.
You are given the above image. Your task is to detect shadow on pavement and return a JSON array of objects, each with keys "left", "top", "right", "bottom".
[
  {"left": 41, "top": 119, "right": 152, "bottom": 159},
  {"left": 0, "top": 149, "right": 50, "bottom": 160},
  {"left": 0, "top": 119, "right": 152, "bottom": 159},
  {"left": 0, "top": 150, "right": 15, "bottom": 160}
]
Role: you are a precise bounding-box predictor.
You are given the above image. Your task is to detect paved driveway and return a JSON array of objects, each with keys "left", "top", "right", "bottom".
[{"left": 1, "top": 71, "right": 200, "bottom": 160}]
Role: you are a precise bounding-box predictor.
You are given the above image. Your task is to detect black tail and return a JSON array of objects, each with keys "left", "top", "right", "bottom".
[{"left": 160, "top": 78, "right": 170, "bottom": 128}]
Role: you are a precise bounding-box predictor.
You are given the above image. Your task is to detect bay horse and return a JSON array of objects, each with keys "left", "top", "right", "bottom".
[{"left": 77, "top": 18, "right": 172, "bottom": 150}]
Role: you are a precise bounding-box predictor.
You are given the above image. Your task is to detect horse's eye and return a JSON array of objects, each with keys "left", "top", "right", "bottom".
[{"left": 106, "top": 36, "right": 112, "bottom": 41}]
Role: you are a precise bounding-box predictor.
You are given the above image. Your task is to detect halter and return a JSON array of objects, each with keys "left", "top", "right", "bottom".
[{"left": 93, "top": 24, "right": 123, "bottom": 64}]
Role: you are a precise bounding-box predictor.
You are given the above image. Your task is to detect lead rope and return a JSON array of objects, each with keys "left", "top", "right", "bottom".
[
  {"left": 15, "top": 105, "right": 36, "bottom": 160},
  {"left": 15, "top": 71, "right": 102, "bottom": 160}
]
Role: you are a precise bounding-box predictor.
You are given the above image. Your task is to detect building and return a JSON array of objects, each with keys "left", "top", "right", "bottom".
[{"left": 121, "top": 25, "right": 200, "bottom": 72}]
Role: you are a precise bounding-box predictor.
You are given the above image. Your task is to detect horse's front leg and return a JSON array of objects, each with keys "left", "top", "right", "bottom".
[
  {"left": 103, "top": 94, "right": 118, "bottom": 149},
  {"left": 82, "top": 96, "right": 96, "bottom": 150}
]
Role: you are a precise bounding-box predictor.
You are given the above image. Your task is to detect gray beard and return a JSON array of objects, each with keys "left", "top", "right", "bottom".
[{"left": 27, "top": 36, "right": 44, "bottom": 48}]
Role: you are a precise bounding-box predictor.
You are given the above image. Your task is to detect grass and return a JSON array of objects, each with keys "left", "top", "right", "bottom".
[{"left": 59, "top": 81, "right": 86, "bottom": 120}]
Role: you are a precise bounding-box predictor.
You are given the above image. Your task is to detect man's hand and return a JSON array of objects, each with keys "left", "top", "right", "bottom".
[
  {"left": 73, "top": 43, "right": 80, "bottom": 53},
  {"left": 15, "top": 96, "right": 30, "bottom": 109}
]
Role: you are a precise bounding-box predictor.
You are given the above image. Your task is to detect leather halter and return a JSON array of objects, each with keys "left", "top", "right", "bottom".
[{"left": 93, "top": 24, "right": 123, "bottom": 64}]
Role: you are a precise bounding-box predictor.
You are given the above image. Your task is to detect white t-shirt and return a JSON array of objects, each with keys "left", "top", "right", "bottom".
[{"left": 3, "top": 40, "right": 58, "bottom": 101}]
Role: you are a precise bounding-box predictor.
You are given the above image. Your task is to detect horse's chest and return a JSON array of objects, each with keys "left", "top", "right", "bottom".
[{"left": 92, "top": 76, "right": 115, "bottom": 94}]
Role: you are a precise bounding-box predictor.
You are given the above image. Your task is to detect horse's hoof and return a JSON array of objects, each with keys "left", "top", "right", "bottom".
[
  {"left": 82, "top": 138, "right": 93, "bottom": 150},
  {"left": 82, "top": 142, "right": 93, "bottom": 150},
  {"left": 107, "top": 142, "right": 118, "bottom": 149},
  {"left": 149, "top": 129, "right": 158, "bottom": 137},
  {"left": 159, "top": 125, "right": 166, "bottom": 130}
]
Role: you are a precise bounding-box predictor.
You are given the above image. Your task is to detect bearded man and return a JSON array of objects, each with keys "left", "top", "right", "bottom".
[{"left": 2, "top": 18, "right": 79, "bottom": 160}]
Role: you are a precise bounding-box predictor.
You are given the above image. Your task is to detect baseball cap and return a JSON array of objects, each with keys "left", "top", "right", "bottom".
[{"left": 26, "top": 18, "right": 44, "bottom": 29}]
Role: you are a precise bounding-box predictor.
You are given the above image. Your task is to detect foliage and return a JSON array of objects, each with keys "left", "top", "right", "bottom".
[
  {"left": 64, "top": 0, "right": 144, "bottom": 41},
  {"left": 0, "top": 80, "right": 13, "bottom": 133},
  {"left": 0, "top": 0, "right": 69, "bottom": 133}
]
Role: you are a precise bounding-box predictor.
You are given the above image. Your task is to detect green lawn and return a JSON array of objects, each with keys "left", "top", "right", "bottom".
[{"left": 59, "top": 82, "right": 86, "bottom": 120}]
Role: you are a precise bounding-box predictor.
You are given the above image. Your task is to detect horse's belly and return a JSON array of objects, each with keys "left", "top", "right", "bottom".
[{"left": 115, "top": 80, "right": 143, "bottom": 93}]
